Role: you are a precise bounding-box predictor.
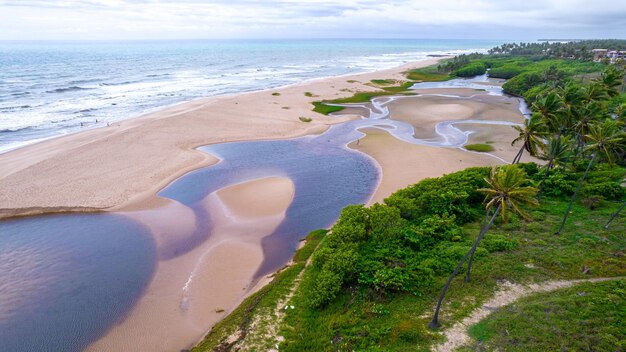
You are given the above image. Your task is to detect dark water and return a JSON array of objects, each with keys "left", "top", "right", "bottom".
[
  {"left": 0, "top": 130, "right": 378, "bottom": 350},
  {"left": 0, "top": 214, "right": 156, "bottom": 352},
  {"left": 160, "top": 133, "right": 379, "bottom": 274}
]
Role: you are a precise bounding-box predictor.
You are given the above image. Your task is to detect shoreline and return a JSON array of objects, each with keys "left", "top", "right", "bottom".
[
  {"left": 0, "top": 57, "right": 535, "bottom": 352},
  {"left": 0, "top": 58, "right": 442, "bottom": 219}
]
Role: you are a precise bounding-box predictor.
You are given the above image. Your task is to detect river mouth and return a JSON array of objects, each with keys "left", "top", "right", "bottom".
[{"left": 0, "top": 74, "right": 527, "bottom": 351}]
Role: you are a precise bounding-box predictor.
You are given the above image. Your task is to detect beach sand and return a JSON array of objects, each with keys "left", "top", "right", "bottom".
[
  {"left": 86, "top": 177, "right": 294, "bottom": 352},
  {"left": 0, "top": 57, "right": 541, "bottom": 352},
  {"left": 347, "top": 88, "right": 538, "bottom": 204},
  {"left": 0, "top": 59, "right": 441, "bottom": 219}
]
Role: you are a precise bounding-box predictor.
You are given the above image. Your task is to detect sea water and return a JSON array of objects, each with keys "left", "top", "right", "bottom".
[{"left": 0, "top": 39, "right": 505, "bottom": 152}]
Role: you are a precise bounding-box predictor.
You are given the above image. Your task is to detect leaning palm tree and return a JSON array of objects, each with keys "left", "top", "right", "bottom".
[
  {"left": 598, "top": 66, "right": 625, "bottom": 98},
  {"left": 429, "top": 165, "right": 538, "bottom": 329},
  {"left": 555, "top": 120, "right": 626, "bottom": 235},
  {"left": 531, "top": 91, "right": 564, "bottom": 134},
  {"left": 511, "top": 113, "right": 548, "bottom": 164},
  {"left": 537, "top": 136, "right": 571, "bottom": 202}
]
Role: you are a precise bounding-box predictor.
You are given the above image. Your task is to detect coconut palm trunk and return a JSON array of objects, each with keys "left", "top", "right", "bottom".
[
  {"left": 555, "top": 153, "right": 596, "bottom": 235},
  {"left": 604, "top": 201, "right": 626, "bottom": 229},
  {"left": 428, "top": 205, "right": 501, "bottom": 329},
  {"left": 512, "top": 145, "right": 525, "bottom": 164},
  {"left": 537, "top": 152, "right": 555, "bottom": 203},
  {"left": 465, "top": 207, "right": 493, "bottom": 282}
]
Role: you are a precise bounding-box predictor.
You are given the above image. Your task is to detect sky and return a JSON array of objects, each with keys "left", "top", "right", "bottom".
[{"left": 1, "top": 0, "right": 625, "bottom": 41}]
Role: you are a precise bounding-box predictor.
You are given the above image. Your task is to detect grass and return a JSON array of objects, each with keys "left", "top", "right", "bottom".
[
  {"left": 371, "top": 79, "right": 397, "bottom": 85},
  {"left": 272, "top": 92, "right": 280, "bottom": 96},
  {"left": 312, "top": 102, "right": 344, "bottom": 115},
  {"left": 276, "top": 195, "right": 625, "bottom": 351},
  {"left": 299, "top": 116, "right": 312, "bottom": 123},
  {"left": 464, "top": 143, "right": 495, "bottom": 152},
  {"left": 192, "top": 230, "right": 328, "bottom": 351},
  {"left": 406, "top": 64, "right": 452, "bottom": 82},
  {"left": 304, "top": 92, "right": 316, "bottom": 97},
  {"left": 464, "top": 279, "right": 626, "bottom": 351}
]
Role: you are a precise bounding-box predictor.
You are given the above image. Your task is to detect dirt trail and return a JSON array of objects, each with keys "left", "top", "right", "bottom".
[{"left": 435, "top": 276, "right": 625, "bottom": 352}]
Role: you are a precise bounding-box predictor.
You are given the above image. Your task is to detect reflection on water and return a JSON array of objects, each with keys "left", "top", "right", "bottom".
[
  {"left": 0, "top": 214, "right": 156, "bottom": 352},
  {"left": 0, "top": 74, "right": 528, "bottom": 351}
]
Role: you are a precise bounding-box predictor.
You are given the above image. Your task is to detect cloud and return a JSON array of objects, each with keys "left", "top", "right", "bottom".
[{"left": 0, "top": 0, "right": 625, "bottom": 40}]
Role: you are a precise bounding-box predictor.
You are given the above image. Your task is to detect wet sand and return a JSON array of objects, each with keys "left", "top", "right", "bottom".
[
  {"left": 0, "top": 59, "right": 442, "bottom": 219},
  {"left": 86, "top": 177, "right": 294, "bottom": 352},
  {"left": 0, "top": 58, "right": 542, "bottom": 352}
]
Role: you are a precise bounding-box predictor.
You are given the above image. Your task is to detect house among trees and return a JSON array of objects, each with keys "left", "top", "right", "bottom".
[{"left": 593, "top": 48, "right": 626, "bottom": 62}]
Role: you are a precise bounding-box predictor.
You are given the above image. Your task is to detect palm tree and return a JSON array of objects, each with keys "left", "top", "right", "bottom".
[
  {"left": 555, "top": 120, "right": 626, "bottom": 235},
  {"left": 532, "top": 91, "right": 565, "bottom": 134},
  {"left": 511, "top": 114, "right": 548, "bottom": 164},
  {"left": 538, "top": 136, "right": 571, "bottom": 202},
  {"left": 429, "top": 165, "right": 538, "bottom": 329},
  {"left": 598, "top": 66, "right": 625, "bottom": 98}
]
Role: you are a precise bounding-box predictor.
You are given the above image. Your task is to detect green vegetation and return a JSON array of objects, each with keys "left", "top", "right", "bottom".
[
  {"left": 192, "top": 230, "right": 327, "bottom": 351},
  {"left": 195, "top": 45, "right": 626, "bottom": 352},
  {"left": 489, "top": 40, "right": 626, "bottom": 59},
  {"left": 312, "top": 81, "right": 417, "bottom": 115},
  {"left": 454, "top": 62, "right": 487, "bottom": 77},
  {"left": 464, "top": 279, "right": 626, "bottom": 351},
  {"left": 276, "top": 164, "right": 624, "bottom": 351},
  {"left": 299, "top": 116, "right": 312, "bottom": 123},
  {"left": 272, "top": 92, "right": 280, "bottom": 96},
  {"left": 312, "top": 102, "right": 344, "bottom": 115},
  {"left": 464, "top": 143, "right": 494, "bottom": 152},
  {"left": 406, "top": 65, "right": 452, "bottom": 81},
  {"left": 371, "top": 79, "right": 397, "bottom": 85},
  {"left": 304, "top": 91, "right": 316, "bottom": 97}
]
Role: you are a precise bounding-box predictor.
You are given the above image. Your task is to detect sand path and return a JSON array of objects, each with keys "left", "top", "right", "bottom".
[{"left": 434, "top": 277, "right": 626, "bottom": 352}]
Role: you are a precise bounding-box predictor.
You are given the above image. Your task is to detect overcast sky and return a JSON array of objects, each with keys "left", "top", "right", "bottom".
[{"left": 1, "top": 0, "right": 625, "bottom": 41}]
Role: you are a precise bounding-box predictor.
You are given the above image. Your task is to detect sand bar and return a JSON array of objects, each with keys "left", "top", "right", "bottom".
[{"left": 86, "top": 176, "right": 294, "bottom": 352}]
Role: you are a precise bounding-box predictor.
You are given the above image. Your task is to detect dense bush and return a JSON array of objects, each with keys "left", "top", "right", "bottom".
[
  {"left": 454, "top": 62, "right": 487, "bottom": 77},
  {"left": 488, "top": 64, "right": 526, "bottom": 79},
  {"left": 384, "top": 167, "right": 490, "bottom": 223},
  {"left": 502, "top": 71, "right": 544, "bottom": 96}
]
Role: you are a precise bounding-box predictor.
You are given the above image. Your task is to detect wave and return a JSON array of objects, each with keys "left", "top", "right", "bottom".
[{"left": 46, "top": 86, "right": 95, "bottom": 94}]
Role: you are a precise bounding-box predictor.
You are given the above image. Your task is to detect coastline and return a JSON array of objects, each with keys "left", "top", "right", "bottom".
[
  {"left": 0, "top": 58, "right": 442, "bottom": 219},
  {"left": 0, "top": 57, "right": 535, "bottom": 352}
]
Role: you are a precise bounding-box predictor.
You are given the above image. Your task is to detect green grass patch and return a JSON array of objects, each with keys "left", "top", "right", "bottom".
[
  {"left": 371, "top": 79, "right": 397, "bottom": 85},
  {"left": 465, "top": 279, "right": 626, "bottom": 351},
  {"left": 406, "top": 64, "right": 452, "bottom": 82},
  {"left": 272, "top": 92, "right": 280, "bottom": 96},
  {"left": 464, "top": 143, "right": 495, "bottom": 152},
  {"left": 312, "top": 102, "right": 344, "bottom": 115},
  {"left": 304, "top": 91, "right": 315, "bottom": 97},
  {"left": 299, "top": 116, "right": 312, "bottom": 123}
]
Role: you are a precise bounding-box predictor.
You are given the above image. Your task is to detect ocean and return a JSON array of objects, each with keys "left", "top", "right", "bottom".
[{"left": 0, "top": 39, "right": 505, "bottom": 153}]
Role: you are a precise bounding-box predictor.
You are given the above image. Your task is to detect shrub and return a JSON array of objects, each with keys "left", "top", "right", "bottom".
[
  {"left": 455, "top": 62, "right": 487, "bottom": 77},
  {"left": 488, "top": 64, "right": 526, "bottom": 79},
  {"left": 481, "top": 235, "right": 518, "bottom": 252},
  {"left": 299, "top": 116, "right": 312, "bottom": 123},
  {"left": 465, "top": 144, "right": 495, "bottom": 152},
  {"left": 503, "top": 71, "right": 544, "bottom": 96}
]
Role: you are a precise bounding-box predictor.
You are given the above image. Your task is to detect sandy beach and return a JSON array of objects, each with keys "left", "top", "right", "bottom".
[
  {"left": 0, "top": 59, "right": 440, "bottom": 218},
  {"left": 0, "top": 57, "right": 536, "bottom": 351}
]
